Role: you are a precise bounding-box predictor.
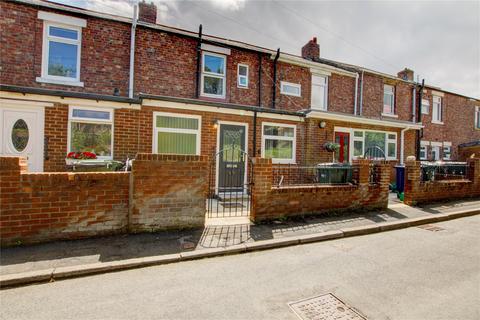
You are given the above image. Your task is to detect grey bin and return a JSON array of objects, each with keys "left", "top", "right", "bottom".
[{"left": 316, "top": 163, "right": 353, "bottom": 184}]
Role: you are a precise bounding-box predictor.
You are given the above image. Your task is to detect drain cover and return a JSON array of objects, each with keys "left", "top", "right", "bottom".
[
  {"left": 417, "top": 224, "right": 445, "bottom": 232},
  {"left": 288, "top": 293, "right": 366, "bottom": 320}
]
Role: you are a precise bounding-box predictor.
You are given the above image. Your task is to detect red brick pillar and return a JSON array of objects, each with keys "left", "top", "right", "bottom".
[
  {"left": 353, "top": 159, "right": 370, "bottom": 184},
  {"left": 251, "top": 157, "right": 272, "bottom": 221},
  {"left": 404, "top": 159, "right": 421, "bottom": 205},
  {"left": 466, "top": 157, "right": 480, "bottom": 185}
]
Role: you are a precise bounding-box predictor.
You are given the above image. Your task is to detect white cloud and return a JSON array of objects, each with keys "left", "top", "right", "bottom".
[{"left": 208, "top": 0, "right": 246, "bottom": 11}]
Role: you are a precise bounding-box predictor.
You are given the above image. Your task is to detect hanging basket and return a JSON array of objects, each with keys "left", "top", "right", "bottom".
[{"left": 323, "top": 142, "right": 340, "bottom": 152}]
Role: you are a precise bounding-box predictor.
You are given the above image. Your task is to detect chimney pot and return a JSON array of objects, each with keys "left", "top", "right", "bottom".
[
  {"left": 397, "top": 68, "right": 414, "bottom": 81},
  {"left": 138, "top": 0, "right": 157, "bottom": 24}
]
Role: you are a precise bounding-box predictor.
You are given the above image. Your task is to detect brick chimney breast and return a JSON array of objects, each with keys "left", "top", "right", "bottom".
[
  {"left": 138, "top": 1, "right": 157, "bottom": 24},
  {"left": 397, "top": 68, "right": 414, "bottom": 81},
  {"left": 301, "top": 37, "right": 320, "bottom": 60}
]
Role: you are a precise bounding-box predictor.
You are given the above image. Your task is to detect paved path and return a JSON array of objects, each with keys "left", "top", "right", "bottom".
[
  {"left": 1, "top": 216, "right": 479, "bottom": 320},
  {"left": 1, "top": 198, "right": 479, "bottom": 276}
]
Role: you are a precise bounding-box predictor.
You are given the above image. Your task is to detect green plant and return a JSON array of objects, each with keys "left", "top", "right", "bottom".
[{"left": 324, "top": 142, "right": 340, "bottom": 152}]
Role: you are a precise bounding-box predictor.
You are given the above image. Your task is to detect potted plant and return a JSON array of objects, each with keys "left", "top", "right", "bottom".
[
  {"left": 65, "top": 151, "right": 97, "bottom": 165},
  {"left": 323, "top": 142, "right": 340, "bottom": 152}
]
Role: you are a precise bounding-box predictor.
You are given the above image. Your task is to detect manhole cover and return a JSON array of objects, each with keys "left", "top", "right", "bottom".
[
  {"left": 288, "top": 293, "right": 366, "bottom": 320},
  {"left": 417, "top": 224, "right": 445, "bottom": 232}
]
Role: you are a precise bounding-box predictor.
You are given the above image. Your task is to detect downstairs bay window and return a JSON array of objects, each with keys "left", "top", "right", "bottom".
[
  {"left": 68, "top": 107, "right": 113, "bottom": 159},
  {"left": 153, "top": 112, "right": 201, "bottom": 155},
  {"left": 262, "top": 123, "right": 296, "bottom": 164}
]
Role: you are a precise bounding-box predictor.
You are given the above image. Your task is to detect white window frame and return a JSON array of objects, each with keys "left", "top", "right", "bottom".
[
  {"left": 382, "top": 84, "right": 396, "bottom": 116},
  {"left": 237, "top": 64, "right": 249, "bottom": 89},
  {"left": 335, "top": 127, "right": 398, "bottom": 161},
  {"left": 152, "top": 112, "right": 202, "bottom": 156},
  {"left": 475, "top": 106, "right": 480, "bottom": 129},
  {"left": 261, "top": 122, "right": 296, "bottom": 164},
  {"left": 432, "top": 95, "right": 443, "bottom": 124},
  {"left": 420, "top": 141, "right": 429, "bottom": 160},
  {"left": 37, "top": 21, "right": 84, "bottom": 87},
  {"left": 200, "top": 52, "right": 226, "bottom": 99},
  {"left": 280, "top": 81, "right": 301, "bottom": 97},
  {"left": 431, "top": 145, "right": 440, "bottom": 161},
  {"left": 421, "top": 99, "right": 430, "bottom": 115},
  {"left": 352, "top": 130, "right": 364, "bottom": 158},
  {"left": 67, "top": 106, "right": 114, "bottom": 160},
  {"left": 311, "top": 74, "right": 328, "bottom": 110}
]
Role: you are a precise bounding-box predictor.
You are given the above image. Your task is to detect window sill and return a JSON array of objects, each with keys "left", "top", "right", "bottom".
[
  {"left": 36, "top": 77, "right": 84, "bottom": 87},
  {"left": 311, "top": 106, "right": 328, "bottom": 111},
  {"left": 381, "top": 113, "right": 398, "bottom": 118},
  {"left": 200, "top": 93, "right": 226, "bottom": 100},
  {"left": 237, "top": 86, "right": 248, "bottom": 89},
  {"left": 280, "top": 93, "right": 301, "bottom": 98},
  {"left": 431, "top": 120, "right": 444, "bottom": 125},
  {"left": 271, "top": 159, "right": 296, "bottom": 165}
]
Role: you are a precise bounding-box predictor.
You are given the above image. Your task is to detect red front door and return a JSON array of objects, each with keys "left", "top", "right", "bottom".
[{"left": 334, "top": 132, "right": 350, "bottom": 163}]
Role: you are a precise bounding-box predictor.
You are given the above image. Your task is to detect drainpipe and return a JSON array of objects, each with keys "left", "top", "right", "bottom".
[
  {"left": 272, "top": 48, "right": 280, "bottom": 109},
  {"left": 128, "top": 4, "right": 138, "bottom": 99},
  {"left": 359, "top": 71, "right": 364, "bottom": 116},
  {"left": 416, "top": 79, "right": 425, "bottom": 160},
  {"left": 353, "top": 73, "right": 359, "bottom": 115},
  {"left": 412, "top": 85, "right": 416, "bottom": 123},
  {"left": 195, "top": 24, "right": 203, "bottom": 98},
  {"left": 400, "top": 127, "right": 410, "bottom": 165},
  {"left": 258, "top": 53, "right": 262, "bottom": 107},
  {"left": 252, "top": 111, "right": 257, "bottom": 157}
]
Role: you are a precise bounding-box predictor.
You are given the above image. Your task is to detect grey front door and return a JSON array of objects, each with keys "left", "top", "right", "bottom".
[{"left": 218, "top": 124, "right": 246, "bottom": 192}]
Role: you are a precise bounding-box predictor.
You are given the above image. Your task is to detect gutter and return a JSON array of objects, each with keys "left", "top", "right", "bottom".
[
  {"left": 272, "top": 48, "right": 280, "bottom": 109},
  {"left": 128, "top": 4, "right": 137, "bottom": 99}
]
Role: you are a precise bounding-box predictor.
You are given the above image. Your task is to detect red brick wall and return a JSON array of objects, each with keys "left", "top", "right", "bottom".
[
  {"left": 251, "top": 158, "right": 390, "bottom": 221},
  {"left": 130, "top": 153, "right": 209, "bottom": 231},
  {"left": 0, "top": 157, "right": 129, "bottom": 246},
  {"left": 0, "top": 1, "right": 131, "bottom": 95},
  {"left": 328, "top": 73, "right": 355, "bottom": 114},
  {"left": 404, "top": 158, "right": 480, "bottom": 205}
]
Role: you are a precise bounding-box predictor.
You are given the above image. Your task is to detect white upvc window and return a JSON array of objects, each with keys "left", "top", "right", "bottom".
[
  {"left": 153, "top": 112, "right": 201, "bottom": 156},
  {"left": 419, "top": 145, "right": 427, "bottom": 160},
  {"left": 311, "top": 74, "right": 328, "bottom": 110},
  {"left": 280, "top": 81, "right": 301, "bottom": 97},
  {"left": 37, "top": 12, "right": 85, "bottom": 87},
  {"left": 68, "top": 106, "right": 114, "bottom": 159},
  {"left": 352, "top": 129, "right": 397, "bottom": 160},
  {"left": 261, "top": 122, "right": 296, "bottom": 164},
  {"left": 431, "top": 145, "right": 440, "bottom": 160},
  {"left": 237, "top": 64, "right": 249, "bottom": 88},
  {"left": 443, "top": 146, "right": 451, "bottom": 160},
  {"left": 201, "top": 52, "right": 226, "bottom": 98},
  {"left": 383, "top": 84, "right": 395, "bottom": 115},
  {"left": 432, "top": 95, "right": 443, "bottom": 124},
  {"left": 475, "top": 106, "right": 480, "bottom": 129},
  {"left": 421, "top": 99, "right": 430, "bottom": 115}
]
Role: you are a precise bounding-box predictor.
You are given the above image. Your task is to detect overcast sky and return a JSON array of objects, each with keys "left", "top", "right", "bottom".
[{"left": 53, "top": 0, "right": 479, "bottom": 98}]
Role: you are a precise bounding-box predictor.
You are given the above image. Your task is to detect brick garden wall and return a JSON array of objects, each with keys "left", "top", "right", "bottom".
[
  {"left": 251, "top": 158, "right": 390, "bottom": 221},
  {"left": 403, "top": 158, "right": 480, "bottom": 205},
  {"left": 129, "top": 153, "right": 209, "bottom": 232},
  {"left": 0, "top": 157, "right": 130, "bottom": 246}
]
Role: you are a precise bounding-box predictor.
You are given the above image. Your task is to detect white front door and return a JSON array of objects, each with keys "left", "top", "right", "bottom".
[{"left": 0, "top": 107, "right": 44, "bottom": 172}]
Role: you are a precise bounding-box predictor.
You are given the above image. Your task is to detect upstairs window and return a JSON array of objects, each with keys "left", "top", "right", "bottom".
[
  {"left": 475, "top": 106, "right": 480, "bottom": 129},
  {"left": 311, "top": 75, "right": 328, "bottom": 110},
  {"left": 68, "top": 107, "right": 113, "bottom": 159},
  {"left": 37, "top": 12, "right": 86, "bottom": 86},
  {"left": 419, "top": 145, "right": 427, "bottom": 160},
  {"left": 280, "top": 81, "right": 301, "bottom": 97},
  {"left": 383, "top": 84, "right": 395, "bottom": 115},
  {"left": 262, "top": 123, "right": 296, "bottom": 164},
  {"left": 237, "top": 64, "right": 249, "bottom": 88},
  {"left": 201, "top": 52, "right": 226, "bottom": 98},
  {"left": 421, "top": 99, "right": 430, "bottom": 115},
  {"left": 432, "top": 96, "right": 443, "bottom": 123}
]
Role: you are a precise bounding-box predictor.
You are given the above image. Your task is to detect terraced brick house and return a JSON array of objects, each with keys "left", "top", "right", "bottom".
[{"left": 1, "top": 0, "right": 479, "bottom": 184}]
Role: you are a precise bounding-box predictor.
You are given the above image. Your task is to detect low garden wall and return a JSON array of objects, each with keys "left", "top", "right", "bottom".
[
  {"left": 403, "top": 158, "right": 480, "bottom": 205},
  {"left": 0, "top": 157, "right": 130, "bottom": 246},
  {"left": 129, "top": 153, "right": 209, "bottom": 232},
  {"left": 251, "top": 158, "right": 390, "bottom": 221}
]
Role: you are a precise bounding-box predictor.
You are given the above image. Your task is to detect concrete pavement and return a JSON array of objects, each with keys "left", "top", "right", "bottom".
[{"left": 1, "top": 215, "right": 479, "bottom": 320}]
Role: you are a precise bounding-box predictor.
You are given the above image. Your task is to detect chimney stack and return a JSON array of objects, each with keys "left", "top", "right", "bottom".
[
  {"left": 301, "top": 37, "right": 320, "bottom": 60},
  {"left": 397, "top": 68, "right": 414, "bottom": 81},
  {"left": 138, "top": 1, "right": 157, "bottom": 24}
]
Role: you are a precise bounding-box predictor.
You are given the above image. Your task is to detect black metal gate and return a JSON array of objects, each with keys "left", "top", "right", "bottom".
[{"left": 207, "top": 146, "right": 253, "bottom": 218}]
